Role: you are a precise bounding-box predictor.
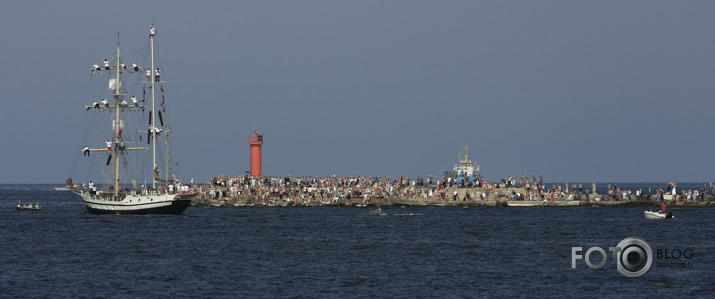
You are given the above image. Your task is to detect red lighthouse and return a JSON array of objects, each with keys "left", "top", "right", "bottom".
[{"left": 249, "top": 131, "right": 263, "bottom": 177}]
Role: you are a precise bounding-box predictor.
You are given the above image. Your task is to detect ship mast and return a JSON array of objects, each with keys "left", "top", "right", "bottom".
[
  {"left": 113, "top": 33, "right": 121, "bottom": 197},
  {"left": 150, "top": 25, "right": 157, "bottom": 189},
  {"left": 83, "top": 31, "right": 150, "bottom": 197}
]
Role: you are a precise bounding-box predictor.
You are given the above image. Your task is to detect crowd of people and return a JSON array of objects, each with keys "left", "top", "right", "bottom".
[
  {"left": 67, "top": 174, "right": 712, "bottom": 205},
  {"left": 651, "top": 182, "right": 710, "bottom": 202},
  {"left": 198, "top": 174, "right": 570, "bottom": 205},
  {"left": 197, "top": 175, "right": 714, "bottom": 205}
]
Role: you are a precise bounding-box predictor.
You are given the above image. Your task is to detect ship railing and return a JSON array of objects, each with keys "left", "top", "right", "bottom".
[{"left": 142, "top": 189, "right": 159, "bottom": 196}]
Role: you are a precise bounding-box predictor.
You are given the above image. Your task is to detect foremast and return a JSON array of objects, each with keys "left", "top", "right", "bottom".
[
  {"left": 150, "top": 25, "right": 157, "bottom": 189},
  {"left": 85, "top": 32, "right": 149, "bottom": 197},
  {"left": 113, "top": 35, "right": 121, "bottom": 197}
]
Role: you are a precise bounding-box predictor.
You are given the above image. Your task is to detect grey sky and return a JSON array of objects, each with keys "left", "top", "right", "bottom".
[{"left": 1, "top": 1, "right": 714, "bottom": 184}]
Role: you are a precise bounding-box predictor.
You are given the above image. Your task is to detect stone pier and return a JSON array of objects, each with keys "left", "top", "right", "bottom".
[{"left": 191, "top": 187, "right": 713, "bottom": 208}]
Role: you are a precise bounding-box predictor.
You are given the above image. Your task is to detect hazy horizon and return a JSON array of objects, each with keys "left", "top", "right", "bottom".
[{"left": 2, "top": 1, "right": 715, "bottom": 184}]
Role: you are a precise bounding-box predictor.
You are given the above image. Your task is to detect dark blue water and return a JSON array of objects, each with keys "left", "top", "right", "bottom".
[{"left": 1, "top": 185, "right": 713, "bottom": 297}]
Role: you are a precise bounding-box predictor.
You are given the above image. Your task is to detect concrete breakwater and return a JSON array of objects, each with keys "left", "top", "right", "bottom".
[{"left": 190, "top": 187, "right": 714, "bottom": 208}]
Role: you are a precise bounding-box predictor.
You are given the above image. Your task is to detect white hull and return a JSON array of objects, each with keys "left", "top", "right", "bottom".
[
  {"left": 507, "top": 202, "right": 542, "bottom": 207},
  {"left": 74, "top": 189, "right": 193, "bottom": 214},
  {"left": 644, "top": 210, "right": 673, "bottom": 219}
]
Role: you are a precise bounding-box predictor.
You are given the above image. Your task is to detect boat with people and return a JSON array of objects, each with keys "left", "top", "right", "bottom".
[
  {"left": 370, "top": 207, "right": 387, "bottom": 216},
  {"left": 644, "top": 210, "right": 674, "bottom": 219},
  {"left": 66, "top": 24, "right": 197, "bottom": 215},
  {"left": 16, "top": 201, "right": 42, "bottom": 211},
  {"left": 644, "top": 203, "right": 674, "bottom": 219}
]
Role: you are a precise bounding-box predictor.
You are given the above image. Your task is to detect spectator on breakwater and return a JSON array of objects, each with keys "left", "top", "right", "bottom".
[{"left": 197, "top": 174, "right": 588, "bottom": 205}]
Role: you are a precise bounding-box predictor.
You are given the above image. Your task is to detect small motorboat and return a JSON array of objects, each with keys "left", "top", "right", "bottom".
[
  {"left": 370, "top": 208, "right": 387, "bottom": 216},
  {"left": 16, "top": 201, "right": 42, "bottom": 211},
  {"left": 644, "top": 210, "right": 673, "bottom": 219},
  {"left": 16, "top": 206, "right": 42, "bottom": 211}
]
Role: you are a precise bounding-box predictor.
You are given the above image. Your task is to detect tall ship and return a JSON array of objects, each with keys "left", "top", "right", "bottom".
[{"left": 67, "top": 25, "right": 197, "bottom": 214}]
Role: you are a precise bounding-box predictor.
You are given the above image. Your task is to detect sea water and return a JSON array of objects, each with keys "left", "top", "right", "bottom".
[{"left": 0, "top": 185, "right": 712, "bottom": 297}]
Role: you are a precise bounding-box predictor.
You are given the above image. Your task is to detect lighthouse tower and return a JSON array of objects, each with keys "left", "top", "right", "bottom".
[{"left": 249, "top": 131, "right": 263, "bottom": 176}]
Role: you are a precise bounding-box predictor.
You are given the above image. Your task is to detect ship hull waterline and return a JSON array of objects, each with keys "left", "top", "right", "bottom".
[
  {"left": 74, "top": 190, "right": 196, "bottom": 215},
  {"left": 83, "top": 199, "right": 191, "bottom": 215}
]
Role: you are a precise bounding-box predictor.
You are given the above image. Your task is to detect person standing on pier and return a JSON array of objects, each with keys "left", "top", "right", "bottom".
[{"left": 592, "top": 182, "right": 597, "bottom": 195}]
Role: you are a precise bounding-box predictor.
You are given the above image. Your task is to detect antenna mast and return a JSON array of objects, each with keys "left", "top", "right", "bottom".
[{"left": 463, "top": 146, "right": 470, "bottom": 163}]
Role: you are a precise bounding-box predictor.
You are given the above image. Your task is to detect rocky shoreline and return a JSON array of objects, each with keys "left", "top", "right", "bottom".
[{"left": 190, "top": 187, "right": 714, "bottom": 208}]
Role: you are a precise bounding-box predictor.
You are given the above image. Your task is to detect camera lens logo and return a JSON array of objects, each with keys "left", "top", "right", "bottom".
[{"left": 614, "top": 237, "right": 653, "bottom": 277}]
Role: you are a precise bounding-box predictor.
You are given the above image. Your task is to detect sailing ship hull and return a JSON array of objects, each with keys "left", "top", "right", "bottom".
[
  {"left": 83, "top": 199, "right": 191, "bottom": 215},
  {"left": 76, "top": 191, "right": 194, "bottom": 215}
]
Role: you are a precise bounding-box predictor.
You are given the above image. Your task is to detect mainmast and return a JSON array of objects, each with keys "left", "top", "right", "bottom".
[
  {"left": 113, "top": 33, "right": 121, "bottom": 197},
  {"left": 150, "top": 24, "right": 157, "bottom": 189}
]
